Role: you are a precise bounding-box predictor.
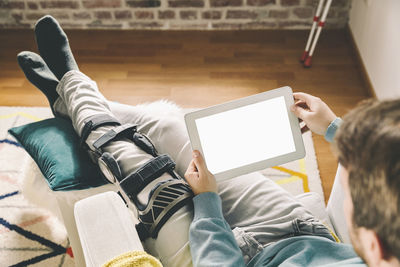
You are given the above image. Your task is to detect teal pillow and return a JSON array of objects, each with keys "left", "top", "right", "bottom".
[{"left": 8, "top": 117, "right": 108, "bottom": 191}]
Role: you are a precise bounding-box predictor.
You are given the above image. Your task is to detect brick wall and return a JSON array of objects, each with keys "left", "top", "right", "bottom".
[{"left": 0, "top": 0, "right": 351, "bottom": 30}]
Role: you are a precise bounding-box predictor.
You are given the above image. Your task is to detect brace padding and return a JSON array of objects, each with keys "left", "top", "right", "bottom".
[
  {"left": 132, "top": 132, "right": 158, "bottom": 157},
  {"left": 98, "top": 152, "right": 122, "bottom": 183},
  {"left": 119, "top": 154, "right": 176, "bottom": 201}
]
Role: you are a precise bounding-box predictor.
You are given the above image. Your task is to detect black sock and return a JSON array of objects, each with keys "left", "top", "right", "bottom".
[
  {"left": 17, "top": 51, "right": 60, "bottom": 114},
  {"left": 34, "top": 15, "right": 78, "bottom": 80}
]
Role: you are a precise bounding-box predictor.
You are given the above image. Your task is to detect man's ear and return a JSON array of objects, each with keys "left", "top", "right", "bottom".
[{"left": 359, "top": 227, "right": 385, "bottom": 266}]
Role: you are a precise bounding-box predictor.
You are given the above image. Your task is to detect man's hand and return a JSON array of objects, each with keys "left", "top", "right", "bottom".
[
  {"left": 184, "top": 150, "right": 217, "bottom": 195},
  {"left": 291, "top": 92, "right": 337, "bottom": 136}
]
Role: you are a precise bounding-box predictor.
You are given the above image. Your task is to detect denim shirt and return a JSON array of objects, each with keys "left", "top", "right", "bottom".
[
  {"left": 189, "top": 193, "right": 366, "bottom": 267},
  {"left": 189, "top": 117, "right": 365, "bottom": 266},
  {"left": 325, "top": 117, "right": 343, "bottom": 143}
]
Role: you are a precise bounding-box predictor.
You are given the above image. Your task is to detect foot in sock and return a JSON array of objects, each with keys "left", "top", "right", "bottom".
[
  {"left": 34, "top": 15, "right": 79, "bottom": 80},
  {"left": 17, "top": 51, "right": 60, "bottom": 114}
]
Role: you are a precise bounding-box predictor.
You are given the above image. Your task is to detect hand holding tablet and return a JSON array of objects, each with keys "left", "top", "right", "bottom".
[{"left": 184, "top": 86, "right": 305, "bottom": 181}]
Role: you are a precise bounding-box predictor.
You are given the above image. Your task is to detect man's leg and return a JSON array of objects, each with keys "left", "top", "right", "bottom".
[
  {"left": 17, "top": 48, "right": 192, "bottom": 179},
  {"left": 17, "top": 51, "right": 61, "bottom": 116},
  {"left": 108, "top": 102, "right": 191, "bottom": 177},
  {"left": 31, "top": 16, "right": 193, "bottom": 266},
  {"left": 34, "top": 15, "right": 79, "bottom": 81},
  {"left": 56, "top": 71, "right": 193, "bottom": 263},
  {"left": 18, "top": 51, "right": 193, "bottom": 265}
]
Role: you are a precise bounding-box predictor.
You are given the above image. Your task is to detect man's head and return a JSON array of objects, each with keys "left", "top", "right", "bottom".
[{"left": 334, "top": 98, "right": 400, "bottom": 266}]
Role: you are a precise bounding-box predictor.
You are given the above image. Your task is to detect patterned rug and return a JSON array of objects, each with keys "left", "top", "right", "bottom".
[
  {"left": 0, "top": 107, "right": 74, "bottom": 267},
  {"left": 0, "top": 106, "right": 323, "bottom": 267}
]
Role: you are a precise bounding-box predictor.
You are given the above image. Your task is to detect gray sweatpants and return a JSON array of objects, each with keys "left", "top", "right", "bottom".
[{"left": 54, "top": 71, "right": 333, "bottom": 266}]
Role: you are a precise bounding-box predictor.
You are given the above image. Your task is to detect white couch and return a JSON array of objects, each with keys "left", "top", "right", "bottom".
[{"left": 73, "top": 165, "right": 349, "bottom": 267}]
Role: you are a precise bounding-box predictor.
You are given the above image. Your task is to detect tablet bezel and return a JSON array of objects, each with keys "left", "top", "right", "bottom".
[{"left": 184, "top": 86, "right": 305, "bottom": 181}]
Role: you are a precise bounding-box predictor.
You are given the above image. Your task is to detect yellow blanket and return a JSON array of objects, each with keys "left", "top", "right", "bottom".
[{"left": 102, "top": 251, "right": 163, "bottom": 267}]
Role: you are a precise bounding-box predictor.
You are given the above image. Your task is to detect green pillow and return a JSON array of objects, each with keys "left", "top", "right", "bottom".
[{"left": 8, "top": 117, "right": 108, "bottom": 191}]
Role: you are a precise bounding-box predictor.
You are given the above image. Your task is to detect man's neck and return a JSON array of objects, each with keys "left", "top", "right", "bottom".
[{"left": 376, "top": 257, "right": 400, "bottom": 267}]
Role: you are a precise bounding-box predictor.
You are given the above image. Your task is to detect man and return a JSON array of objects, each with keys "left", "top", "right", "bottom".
[
  {"left": 185, "top": 93, "right": 400, "bottom": 266},
  {"left": 18, "top": 15, "right": 380, "bottom": 266}
]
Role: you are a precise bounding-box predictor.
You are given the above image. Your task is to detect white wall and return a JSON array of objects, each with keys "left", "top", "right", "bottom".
[{"left": 349, "top": 0, "right": 400, "bottom": 99}]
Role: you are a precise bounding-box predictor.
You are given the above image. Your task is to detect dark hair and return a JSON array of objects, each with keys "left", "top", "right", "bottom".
[{"left": 335, "top": 98, "right": 400, "bottom": 259}]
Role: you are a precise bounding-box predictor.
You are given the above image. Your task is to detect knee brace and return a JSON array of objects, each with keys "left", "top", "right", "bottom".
[
  {"left": 80, "top": 114, "right": 158, "bottom": 163},
  {"left": 80, "top": 114, "right": 193, "bottom": 240}
]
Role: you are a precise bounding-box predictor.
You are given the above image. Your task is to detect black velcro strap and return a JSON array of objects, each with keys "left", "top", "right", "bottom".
[
  {"left": 92, "top": 124, "right": 137, "bottom": 150},
  {"left": 80, "top": 114, "right": 121, "bottom": 147},
  {"left": 151, "top": 194, "right": 193, "bottom": 239},
  {"left": 119, "top": 154, "right": 176, "bottom": 199},
  {"left": 135, "top": 223, "right": 150, "bottom": 241}
]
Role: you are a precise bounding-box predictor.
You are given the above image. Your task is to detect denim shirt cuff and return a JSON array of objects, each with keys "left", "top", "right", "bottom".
[
  {"left": 324, "top": 117, "right": 343, "bottom": 143},
  {"left": 193, "top": 192, "right": 224, "bottom": 221}
]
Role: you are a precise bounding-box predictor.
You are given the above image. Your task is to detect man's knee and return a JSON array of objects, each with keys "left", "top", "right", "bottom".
[{"left": 80, "top": 114, "right": 194, "bottom": 241}]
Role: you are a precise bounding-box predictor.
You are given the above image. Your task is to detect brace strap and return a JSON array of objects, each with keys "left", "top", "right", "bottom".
[
  {"left": 119, "top": 154, "right": 176, "bottom": 200},
  {"left": 136, "top": 223, "right": 149, "bottom": 241},
  {"left": 93, "top": 123, "right": 137, "bottom": 150},
  {"left": 80, "top": 114, "right": 121, "bottom": 147},
  {"left": 135, "top": 179, "right": 194, "bottom": 240}
]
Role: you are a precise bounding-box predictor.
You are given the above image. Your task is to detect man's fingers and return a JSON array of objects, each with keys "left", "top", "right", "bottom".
[
  {"left": 293, "top": 92, "right": 314, "bottom": 105},
  {"left": 291, "top": 104, "right": 309, "bottom": 121},
  {"left": 186, "top": 172, "right": 199, "bottom": 182},
  {"left": 186, "top": 160, "right": 197, "bottom": 173},
  {"left": 293, "top": 92, "right": 310, "bottom": 100},
  {"left": 184, "top": 160, "right": 197, "bottom": 180},
  {"left": 192, "top": 150, "right": 207, "bottom": 172},
  {"left": 295, "top": 100, "right": 309, "bottom": 110},
  {"left": 185, "top": 172, "right": 200, "bottom": 189}
]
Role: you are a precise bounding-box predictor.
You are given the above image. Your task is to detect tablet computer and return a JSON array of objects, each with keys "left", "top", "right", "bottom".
[{"left": 184, "top": 86, "right": 305, "bottom": 181}]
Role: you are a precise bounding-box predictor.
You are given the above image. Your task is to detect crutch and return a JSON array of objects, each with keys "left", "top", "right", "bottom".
[
  {"left": 301, "top": 0, "right": 333, "bottom": 68},
  {"left": 300, "top": 0, "right": 325, "bottom": 63}
]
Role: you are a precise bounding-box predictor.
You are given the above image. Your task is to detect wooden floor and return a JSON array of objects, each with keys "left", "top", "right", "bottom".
[{"left": 0, "top": 29, "right": 370, "bottom": 203}]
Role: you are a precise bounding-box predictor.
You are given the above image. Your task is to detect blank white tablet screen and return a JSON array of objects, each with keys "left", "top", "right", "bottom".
[{"left": 195, "top": 96, "right": 296, "bottom": 174}]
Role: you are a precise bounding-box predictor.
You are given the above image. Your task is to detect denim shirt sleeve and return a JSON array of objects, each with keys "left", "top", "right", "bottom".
[
  {"left": 189, "top": 192, "right": 245, "bottom": 267},
  {"left": 324, "top": 117, "right": 343, "bottom": 143}
]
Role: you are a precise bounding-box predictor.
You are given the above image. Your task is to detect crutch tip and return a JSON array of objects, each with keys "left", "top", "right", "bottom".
[
  {"left": 303, "top": 56, "right": 312, "bottom": 68},
  {"left": 300, "top": 51, "right": 309, "bottom": 63}
]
